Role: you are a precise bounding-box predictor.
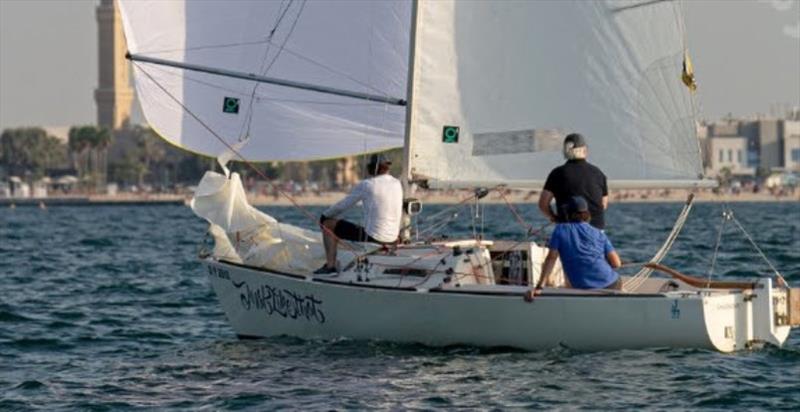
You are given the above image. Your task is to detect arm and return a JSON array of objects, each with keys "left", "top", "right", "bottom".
[
  {"left": 525, "top": 249, "right": 558, "bottom": 302},
  {"left": 538, "top": 249, "right": 559, "bottom": 288},
  {"left": 603, "top": 233, "right": 620, "bottom": 268},
  {"left": 323, "top": 182, "right": 365, "bottom": 218},
  {"left": 606, "top": 250, "right": 621, "bottom": 268},
  {"left": 538, "top": 190, "right": 557, "bottom": 222}
]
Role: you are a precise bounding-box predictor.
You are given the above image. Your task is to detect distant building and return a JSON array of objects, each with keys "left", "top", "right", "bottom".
[
  {"left": 783, "top": 120, "right": 800, "bottom": 172},
  {"left": 723, "top": 118, "right": 785, "bottom": 173},
  {"left": 708, "top": 121, "right": 738, "bottom": 137},
  {"left": 705, "top": 136, "right": 753, "bottom": 177},
  {"left": 757, "top": 119, "right": 782, "bottom": 171},
  {"left": 95, "top": 0, "right": 134, "bottom": 130},
  {"left": 737, "top": 120, "right": 760, "bottom": 169}
]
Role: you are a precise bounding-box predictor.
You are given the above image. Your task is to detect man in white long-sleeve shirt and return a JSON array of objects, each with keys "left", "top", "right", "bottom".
[{"left": 314, "top": 153, "right": 403, "bottom": 274}]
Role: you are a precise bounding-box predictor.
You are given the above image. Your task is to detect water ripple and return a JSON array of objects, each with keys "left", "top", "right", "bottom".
[{"left": 0, "top": 203, "right": 797, "bottom": 410}]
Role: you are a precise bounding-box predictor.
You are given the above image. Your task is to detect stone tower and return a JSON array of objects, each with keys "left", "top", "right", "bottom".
[{"left": 95, "top": 0, "right": 133, "bottom": 130}]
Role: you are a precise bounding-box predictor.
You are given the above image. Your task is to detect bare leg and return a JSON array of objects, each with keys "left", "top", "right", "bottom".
[{"left": 322, "top": 218, "right": 339, "bottom": 268}]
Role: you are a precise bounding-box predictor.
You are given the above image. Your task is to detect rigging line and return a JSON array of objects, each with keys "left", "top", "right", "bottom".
[
  {"left": 706, "top": 205, "right": 730, "bottom": 287},
  {"left": 729, "top": 210, "right": 788, "bottom": 286},
  {"left": 270, "top": 0, "right": 295, "bottom": 40},
  {"left": 261, "top": 0, "right": 306, "bottom": 77},
  {"left": 260, "top": 38, "right": 388, "bottom": 96},
  {"left": 241, "top": 0, "right": 302, "bottom": 140},
  {"left": 497, "top": 187, "right": 535, "bottom": 236},
  {"left": 136, "top": 32, "right": 387, "bottom": 97},
  {"left": 415, "top": 210, "right": 464, "bottom": 239},
  {"left": 137, "top": 39, "right": 273, "bottom": 55},
  {"left": 137, "top": 0, "right": 294, "bottom": 59},
  {"left": 486, "top": 221, "right": 553, "bottom": 266},
  {"left": 401, "top": 188, "right": 491, "bottom": 236},
  {"left": 609, "top": 0, "right": 674, "bottom": 13},
  {"left": 133, "top": 62, "right": 360, "bottom": 254}
]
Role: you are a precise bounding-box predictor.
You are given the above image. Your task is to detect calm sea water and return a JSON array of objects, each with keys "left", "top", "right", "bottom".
[{"left": 1, "top": 202, "right": 798, "bottom": 410}]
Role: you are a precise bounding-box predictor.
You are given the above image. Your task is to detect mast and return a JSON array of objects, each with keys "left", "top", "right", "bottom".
[
  {"left": 399, "top": 0, "right": 420, "bottom": 241},
  {"left": 400, "top": 0, "right": 420, "bottom": 192}
]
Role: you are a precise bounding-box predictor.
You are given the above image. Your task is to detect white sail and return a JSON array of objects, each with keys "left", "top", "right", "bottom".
[
  {"left": 118, "top": 0, "right": 411, "bottom": 161},
  {"left": 406, "top": 0, "right": 705, "bottom": 189}
]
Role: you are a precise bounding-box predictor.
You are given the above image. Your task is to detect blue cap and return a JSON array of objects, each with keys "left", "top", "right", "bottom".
[{"left": 566, "top": 196, "right": 589, "bottom": 214}]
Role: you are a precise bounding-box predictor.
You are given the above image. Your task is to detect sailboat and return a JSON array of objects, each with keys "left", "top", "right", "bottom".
[{"left": 118, "top": 0, "right": 798, "bottom": 352}]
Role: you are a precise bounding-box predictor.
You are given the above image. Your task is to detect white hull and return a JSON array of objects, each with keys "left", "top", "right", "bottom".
[{"left": 204, "top": 258, "right": 792, "bottom": 353}]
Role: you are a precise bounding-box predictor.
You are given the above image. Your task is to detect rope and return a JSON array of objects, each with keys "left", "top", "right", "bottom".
[
  {"left": 623, "top": 194, "right": 694, "bottom": 292},
  {"left": 497, "top": 187, "right": 534, "bottom": 236}
]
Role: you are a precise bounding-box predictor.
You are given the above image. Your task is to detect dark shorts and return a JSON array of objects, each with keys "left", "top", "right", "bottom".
[
  {"left": 605, "top": 277, "right": 622, "bottom": 290},
  {"left": 334, "top": 219, "right": 382, "bottom": 243}
]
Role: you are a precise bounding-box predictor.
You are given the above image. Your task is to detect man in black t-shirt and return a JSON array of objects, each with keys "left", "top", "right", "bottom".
[{"left": 538, "top": 133, "right": 609, "bottom": 229}]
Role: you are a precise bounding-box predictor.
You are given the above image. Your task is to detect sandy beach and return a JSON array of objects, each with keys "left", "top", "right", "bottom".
[{"left": 4, "top": 188, "right": 797, "bottom": 207}]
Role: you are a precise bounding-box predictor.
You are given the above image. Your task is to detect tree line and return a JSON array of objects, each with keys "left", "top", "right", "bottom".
[
  {"left": 1, "top": 125, "right": 403, "bottom": 192},
  {"left": 1, "top": 125, "right": 212, "bottom": 191}
]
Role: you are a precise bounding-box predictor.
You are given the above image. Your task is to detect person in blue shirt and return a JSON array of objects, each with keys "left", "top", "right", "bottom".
[{"left": 525, "top": 196, "right": 622, "bottom": 301}]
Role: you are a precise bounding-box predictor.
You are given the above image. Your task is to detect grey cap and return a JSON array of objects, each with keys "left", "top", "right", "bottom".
[{"left": 564, "top": 133, "right": 587, "bottom": 148}]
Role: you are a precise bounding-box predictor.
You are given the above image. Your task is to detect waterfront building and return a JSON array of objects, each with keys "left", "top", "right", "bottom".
[
  {"left": 757, "top": 119, "right": 782, "bottom": 171},
  {"left": 705, "top": 135, "right": 753, "bottom": 177},
  {"left": 783, "top": 120, "right": 800, "bottom": 172}
]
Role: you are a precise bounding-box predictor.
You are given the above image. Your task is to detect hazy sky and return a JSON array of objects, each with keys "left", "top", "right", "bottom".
[{"left": 0, "top": 0, "right": 798, "bottom": 130}]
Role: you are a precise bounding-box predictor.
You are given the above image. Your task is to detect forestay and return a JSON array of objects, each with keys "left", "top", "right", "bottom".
[
  {"left": 118, "top": 0, "right": 410, "bottom": 161},
  {"left": 406, "top": 0, "right": 705, "bottom": 189}
]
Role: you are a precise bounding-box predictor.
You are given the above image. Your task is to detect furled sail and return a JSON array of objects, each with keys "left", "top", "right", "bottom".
[
  {"left": 406, "top": 0, "right": 706, "bottom": 189},
  {"left": 118, "top": 0, "right": 410, "bottom": 161}
]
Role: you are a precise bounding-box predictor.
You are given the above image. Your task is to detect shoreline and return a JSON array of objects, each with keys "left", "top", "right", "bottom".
[{"left": 2, "top": 190, "right": 797, "bottom": 207}]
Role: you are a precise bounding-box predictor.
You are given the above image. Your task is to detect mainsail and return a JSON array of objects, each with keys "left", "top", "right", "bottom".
[
  {"left": 120, "top": 0, "right": 706, "bottom": 188},
  {"left": 118, "top": 0, "right": 411, "bottom": 161},
  {"left": 406, "top": 0, "right": 705, "bottom": 189}
]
